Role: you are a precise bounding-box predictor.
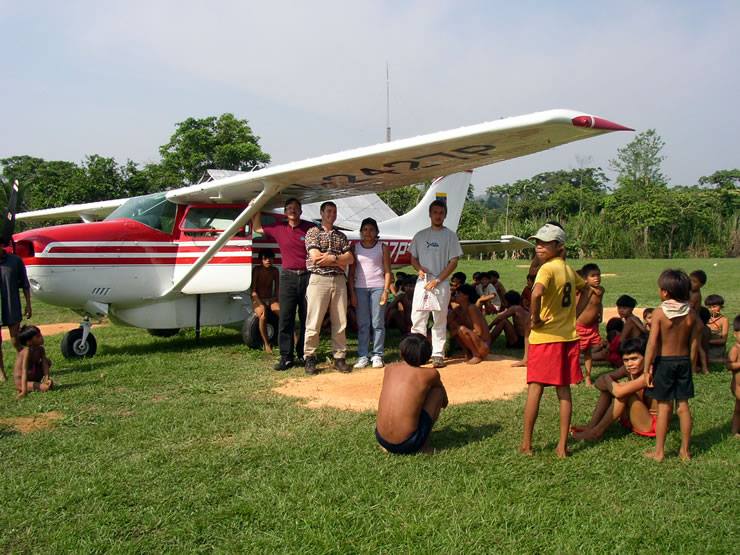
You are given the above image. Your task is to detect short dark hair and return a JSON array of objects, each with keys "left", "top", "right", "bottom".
[
  {"left": 704, "top": 294, "right": 724, "bottom": 307},
  {"left": 451, "top": 271, "right": 467, "bottom": 283},
  {"left": 689, "top": 270, "right": 707, "bottom": 286},
  {"left": 616, "top": 294, "right": 637, "bottom": 309},
  {"left": 698, "top": 307, "right": 711, "bottom": 325},
  {"left": 658, "top": 269, "right": 690, "bottom": 302},
  {"left": 546, "top": 220, "right": 564, "bottom": 230},
  {"left": 734, "top": 315, "right": 740, "bottom": 332},
  {"left": 526, "top": 273, "right": 536, "bottom": 282},
  {"left": 429, "top": 199, "right": 447, "bottom": 215},
  {"left": 480, "top": 273, "right": 490, "bottom": 281},
  {"left": 399, "top": 333, "right": 432, "bottom": 367},
  {"left": 619, "top": 336, "right": 646, "bottom": 357},
  {"left": 642, "top": 307, "right": 654, "bottom": 319},
  {"left": 19, "top": 325, "right": 41, "bottom": 347},
  {"left": 606, "top": 317, "right": 624, "bottom": 334},
  {"left": 580, "top": 263, "right": 600, "bottom": 277},
  {"left": 456, "top": 283, "right": 479, "bottom": 304},
  {"left": 320, "top": 201, "right": 336, "bottom": 213},
  {"left": 258, "top": 249, "right": 274, "bottom": 260},
  {"left": 473, "top": 272, "right": 482, "bottom": 280},
  {"left": 284, "top": 197, "right": 302, "bottom": 209},
  {"left": 504, "top": 290, "right": 521, "bottom": 306},
  {"left": 488, "top": 270, "right": 500, "bottom": 279},
  {"left": 360, "top": 217, "right": 379, "bottom": 234}
]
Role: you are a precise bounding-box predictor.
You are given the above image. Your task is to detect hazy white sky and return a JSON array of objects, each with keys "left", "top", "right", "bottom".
[{"left": 1, "top": 0, "right": 737, "bottom": 193}]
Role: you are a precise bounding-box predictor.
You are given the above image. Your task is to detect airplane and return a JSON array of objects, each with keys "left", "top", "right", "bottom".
[{"left": 9, "top": 109, "right": 632, "bottom": 358}]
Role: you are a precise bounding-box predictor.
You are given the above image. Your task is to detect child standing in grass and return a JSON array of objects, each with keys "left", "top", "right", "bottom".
[
  {"left": 726, "top": 315, "right": 740, "bottom": 437},
  {"left": 644, "top": 269, "right": 701, "bottom": 462},
  {"left": 689, "top": 269, "right": 706, "bottom": 311},
  {"left": 705, "top": 294, "right": 729, "bottom": 363},
  {"left": 14, "top": 325, "right": 53, "bottom": 398},
  {"left": 520, "top": 223, "right": 585, "bottom": 458},
  {"left": 576, "top": 263, "right": 605, "bottom": 386}
]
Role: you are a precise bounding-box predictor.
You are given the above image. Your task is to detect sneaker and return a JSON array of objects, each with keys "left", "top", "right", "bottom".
[
  {"left": 304, "top": 356, "right": 318, "bottom": 375},
  {"left": 295, "top": 357, "right": 305, "bottom": 367},
  {"left": 431, "top": 356, "right": 446, "bottom": 368},
  {"left": 273, "top": 357, "right": 294, "bottom": 371},
  {"left": 353, "top": 356, "right": 370, "bottom": 369},
  {"left": 371, "top": 356, "right": 384, "bottom": 368},
  {"left": 334, "top": 358, "right": 351, "bottom": 373}
]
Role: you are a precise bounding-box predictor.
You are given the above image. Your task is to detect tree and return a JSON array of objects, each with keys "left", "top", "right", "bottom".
[
  {"left": 159, "top": 113, "right": 271, "bottom": 185},
  {"left": 377, "top": 183, "right": 429, "bottom": 215},
  {"left": 609, "top": 129, "right": 667, "bottom": 188}
]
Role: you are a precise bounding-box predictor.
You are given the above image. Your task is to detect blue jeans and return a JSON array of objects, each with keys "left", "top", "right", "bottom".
[{"left": 355, "top": 287, "right": 386, "bottom": 358}]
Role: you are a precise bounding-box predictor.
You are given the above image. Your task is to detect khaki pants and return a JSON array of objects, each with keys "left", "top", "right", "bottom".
[{"left": 303, "top": 273, "right": 348, "bottom": 359}]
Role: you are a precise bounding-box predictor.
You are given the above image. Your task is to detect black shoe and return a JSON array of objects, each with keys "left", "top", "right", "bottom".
[
  {"left": 273, "top": 358, "right": 294, "bottom": 371},
  {"left": 295, "top": 357, "right": 306, "bottom": 367},
  {"left": 334, "top": 358, "right": 351, "bottom": 373},
  {"left": 304, "top": 356, "right": 318, "bottom": 375}
]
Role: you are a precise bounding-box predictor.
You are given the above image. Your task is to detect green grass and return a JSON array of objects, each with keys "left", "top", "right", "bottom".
[{"left": 1, "top": 259, "right": 739, "bottom": 553}]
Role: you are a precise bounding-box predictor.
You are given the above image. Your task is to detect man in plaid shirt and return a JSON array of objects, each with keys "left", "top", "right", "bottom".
[{"left": 303, "top": 201, "right": 354, "bottom": 375}]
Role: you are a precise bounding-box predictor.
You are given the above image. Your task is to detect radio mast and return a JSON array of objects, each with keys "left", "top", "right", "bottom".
[{"left": 385, "top": 62, "right": 391, "bottom": 142}]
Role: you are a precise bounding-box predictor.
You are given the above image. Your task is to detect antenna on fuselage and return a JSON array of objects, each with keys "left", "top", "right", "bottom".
[{"left": 385, "top": 62, "right": 391, "bottom": 143}]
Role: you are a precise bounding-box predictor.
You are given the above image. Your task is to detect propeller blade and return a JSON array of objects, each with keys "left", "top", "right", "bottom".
[{"left": 2, "top": 179, "right": 19, "bottom": 248}]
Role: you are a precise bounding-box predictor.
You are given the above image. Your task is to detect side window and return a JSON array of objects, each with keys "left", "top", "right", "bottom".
[{"left": 180, "top": 207, "right": 249, "bottom": 238}]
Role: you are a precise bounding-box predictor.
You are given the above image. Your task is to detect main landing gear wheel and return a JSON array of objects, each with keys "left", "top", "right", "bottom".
[
  {"left": 61, "top": 327, "right": 98, "bottom": 359},
  {"left": 147, "top": 328, "right": 181, "bottom": 337},
  {"left": 242, "top": 312, "right": 279, "bottom": 349}
]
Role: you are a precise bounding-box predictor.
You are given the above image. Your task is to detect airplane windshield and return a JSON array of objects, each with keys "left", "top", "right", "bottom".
[{"left": 105, "top": 192, "right": 177, "bottom": 233}]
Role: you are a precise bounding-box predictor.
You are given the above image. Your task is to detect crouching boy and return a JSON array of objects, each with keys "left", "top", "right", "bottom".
[
  {"left": 375, "top": 333, "right": 449, "bottom": 454},
  {"left": 14, "top": 325, "right": 53, "bottom": 398}
]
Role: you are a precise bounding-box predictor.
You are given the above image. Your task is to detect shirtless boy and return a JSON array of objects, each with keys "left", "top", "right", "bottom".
[
  {"left": 375, "top": 333, "right": 449, "bottom": 454},
  {"left": 644, "top": 269, "right": 701, "bottom": 462},
  {"left": 572, "top": 337, "right": 657, "bottom": 441},
  {"left": 688, "top": 269, "right": 706, "bottom": 311},
  {"left": 489, "top": 291, "right": 529, "bottom": 350},
  {"left": 726, "top": 315, "right": 740, "bottom": 437},
  {"left": 576, "top": 263, "right": 605, "bottom": 386},
  {"left": 642, "top": 308, "right": 654, "bottom": 332},
  {"left": 448, "top": 284, "right": 490, "bottom": 364},
  {"left": 251, "top": 250, "right": 280, "bottom": 353},
  {"left": 617, "top": 295, "right": 646, "bottom": 343},
  {"left": 705, "top": 294, "right": 729, "bottom": 363},
  {"left": 14, "top": 325, "right": 53, "bottom": 398}
]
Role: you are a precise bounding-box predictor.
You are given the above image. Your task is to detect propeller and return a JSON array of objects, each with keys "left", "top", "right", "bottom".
[{"left": 2, "top": 179, "right": 19, "bottom": 251}]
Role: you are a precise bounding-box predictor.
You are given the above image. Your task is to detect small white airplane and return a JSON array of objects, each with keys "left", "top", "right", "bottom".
[{"left": 11, "top": 109, "right": 631, "bottom": 358}]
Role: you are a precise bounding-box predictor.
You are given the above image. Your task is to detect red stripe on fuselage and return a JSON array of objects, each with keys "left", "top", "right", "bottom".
[{"left": 24, "top": 256, "right": 254, "bottom": 266}]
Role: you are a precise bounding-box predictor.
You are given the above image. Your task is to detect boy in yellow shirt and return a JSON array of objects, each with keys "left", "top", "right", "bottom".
[{"left": 520, "top": 223, "right": 586, "bottom": 458}]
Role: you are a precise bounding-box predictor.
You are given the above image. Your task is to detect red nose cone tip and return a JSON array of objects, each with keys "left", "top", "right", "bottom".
[{"left": 571, "top": 115, "right": 634, "bottom": 132}]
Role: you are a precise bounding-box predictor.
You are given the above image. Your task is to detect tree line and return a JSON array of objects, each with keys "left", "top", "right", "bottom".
[{"left": 2, "top": 115, "right": 737, "bottom": 258}]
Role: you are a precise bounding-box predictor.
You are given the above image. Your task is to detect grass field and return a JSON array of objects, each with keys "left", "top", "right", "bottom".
[{"left": 1, "top": 259, "right": 739, "bottom": 553}]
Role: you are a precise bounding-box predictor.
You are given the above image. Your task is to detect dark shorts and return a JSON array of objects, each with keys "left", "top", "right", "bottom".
[
  {"left": 651, "top": 355, "right": 694, "bottom": 401},
  {"left": 375, "top": 410, "right": 433, "bottom": 455},
  {"left": 508, "top": 335, "right": 525, "bottom": 349}
]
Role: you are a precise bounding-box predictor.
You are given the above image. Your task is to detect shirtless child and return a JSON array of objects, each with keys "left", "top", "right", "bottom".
[
  {"left": 14, "top": 325, "right": 53, "bottom": 398},
  {"left": 489, "top": 291, "right": 529, "bottom": 350},
  {"left": 448, "top": 284, "right": 490, "bottom": 364},
  {"left": 385, "top": 277, "right": 414, "bottom": 334},
  {"left": 572, "top": 337, "right": 657, "bottom": 441},
  {"left": 644, "top": 269, "right": 701, "bottom": 462},
  {"left": 726, "top": 315, "right": 740, "bottom": 437},
  {"left": 375, "top": 333, "right": 449, "bottom": 454},
  {"left": 251, "top": 250, "right": 280, "bottom": 353},
  {"left": 617, "top": 295, "right": 647, "bottom": 343},
  {"left": 575, "top": 264, "right": 605, "bottom": 386},
  {"left": 688, "top": 269, "right": 706, "bottom": 311}
]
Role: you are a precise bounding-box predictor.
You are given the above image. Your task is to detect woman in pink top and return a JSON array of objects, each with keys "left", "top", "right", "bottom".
[{"left": 349, "top": 218, "right": 392, "bottom": 369}]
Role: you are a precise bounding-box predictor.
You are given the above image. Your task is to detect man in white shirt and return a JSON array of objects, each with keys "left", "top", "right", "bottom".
[{"left": 409, "top": 200, "right": 463, "bottom": 368}]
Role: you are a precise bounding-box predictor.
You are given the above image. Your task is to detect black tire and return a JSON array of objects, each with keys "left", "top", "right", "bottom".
[
  {"left": 147, "top": 328, "right": 181, "bottom": 337},
  {"left": 61, "top": 328, "right": 98, "bottom": 359},
  {"left": 242, "top": 311, "right": 279, "bottom": 349}
]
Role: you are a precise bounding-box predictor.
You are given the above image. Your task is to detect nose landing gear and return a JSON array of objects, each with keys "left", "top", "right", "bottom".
[{"left": 61, "top": 318, "right": 98, "bottom": 359}]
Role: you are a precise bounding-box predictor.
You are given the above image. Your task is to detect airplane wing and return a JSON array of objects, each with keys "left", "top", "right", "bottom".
[
  {"left": 299, "top": 193, "right": 397, "bottom": 229},
  {"left": 15, "top": 198, "right": 128, "bottom": 223},
  {"left": 165, "top": 109, "right": 632, "bottom": 208},
  {"left": 460, "top": 235, "right": 534, "bottom": 254}
]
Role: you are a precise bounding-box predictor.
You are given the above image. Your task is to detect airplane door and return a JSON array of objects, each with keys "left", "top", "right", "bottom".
[{"left": 174, "top": 205, "right": 253, "bottom": 294}]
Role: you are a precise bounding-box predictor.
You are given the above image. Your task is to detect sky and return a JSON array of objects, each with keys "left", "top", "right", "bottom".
[{"left": 1, "top": 0, "right": 737, "bottom": 194}]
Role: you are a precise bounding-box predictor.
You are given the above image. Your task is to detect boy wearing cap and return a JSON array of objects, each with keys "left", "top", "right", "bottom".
[{"left": 520, "top": 223, "right": 586, "bottom": 458}]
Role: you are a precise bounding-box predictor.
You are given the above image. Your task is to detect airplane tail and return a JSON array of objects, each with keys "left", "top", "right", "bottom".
[{"left": 378, "top": 171, "right": 472, "bottom": 237}]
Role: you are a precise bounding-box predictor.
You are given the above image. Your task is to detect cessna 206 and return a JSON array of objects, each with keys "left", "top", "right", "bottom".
[{"left": 11, "top": 109, "right": 631, "bottom": 358}]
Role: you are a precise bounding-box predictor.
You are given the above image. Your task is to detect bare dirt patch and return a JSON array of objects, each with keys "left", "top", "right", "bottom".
[
  {"left": 274, "top": 355, "right": 527, "bottom": 412},
  {"left": 600, "top": 273, "right": 618, "bottom": 277},
  {"left": 0, "top": 411, "right": 63, "bottom": 434},
  {"left": 36, "top": 323, "right": 108, "bottom": 337},
  {"left": 602, "top": 306, "right": 646, "bottom": 322}
]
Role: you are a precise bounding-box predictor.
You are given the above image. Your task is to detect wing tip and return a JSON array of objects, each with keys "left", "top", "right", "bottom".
[{"left": 571, "top": 115, "right": 634, "bottom": 132}]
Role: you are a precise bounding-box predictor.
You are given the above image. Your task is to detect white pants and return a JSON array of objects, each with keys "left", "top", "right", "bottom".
[{"left": 410, "top": 279, "right": 451, "bottom": 358}]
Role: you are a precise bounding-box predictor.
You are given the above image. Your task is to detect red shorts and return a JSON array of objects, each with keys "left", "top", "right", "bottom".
[
  {"left": 527, "top": 340, "right": 582, "bottom": 386},
  {"left": 619, "top": 414, "right": 657, "bottom": 438},
  {"left": 576, "top": 323, "right": 602, "bottom": 351}
]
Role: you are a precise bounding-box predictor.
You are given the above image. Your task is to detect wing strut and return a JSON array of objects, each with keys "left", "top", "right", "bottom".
[{"left": 161, "top": 183, "right": 279, "bottom": 297}]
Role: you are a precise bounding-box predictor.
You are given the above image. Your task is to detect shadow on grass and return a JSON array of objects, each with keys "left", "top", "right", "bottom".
[
  {"left": 99, "top": 333, "right": 242, "bottom": 357},
  {"left": 0, "top": 426, "right": 19, "bottom": 438},
  {"left": 433, "top": 423, "right": 501, "bottom": 451},
  {"left": 54, "top": 379, "right": 102, "bottom": 391},
  {"left": 691, "top": 422, "right": 731, "bottom": 456},
  {"left": 53, "top": 359, "right": 127, "bottom": 375}
]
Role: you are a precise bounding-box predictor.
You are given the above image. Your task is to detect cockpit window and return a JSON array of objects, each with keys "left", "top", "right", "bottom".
[{"left": 105, "top": 192, "right": 177, "bottom": 233}]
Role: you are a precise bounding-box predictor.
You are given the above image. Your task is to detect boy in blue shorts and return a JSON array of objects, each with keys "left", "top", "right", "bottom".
[
  {"left": 644, "top": 269, "right": 702, "bottom": 462},
  {"left": 520, "top": 223, "right": 586, "bottom": 458}
]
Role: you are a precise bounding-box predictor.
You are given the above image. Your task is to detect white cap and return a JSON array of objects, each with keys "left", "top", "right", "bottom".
[{"left": 529, "top": 223, "right": 566, "bottom": 244}]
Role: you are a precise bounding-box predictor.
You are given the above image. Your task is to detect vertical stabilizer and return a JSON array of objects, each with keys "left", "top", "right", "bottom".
[{"left": 378, "top": 171, "right": 472, "bottom": 236}]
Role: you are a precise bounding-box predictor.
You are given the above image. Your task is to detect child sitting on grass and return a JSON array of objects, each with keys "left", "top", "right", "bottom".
[
  {"left": 14, "top": 325, "right": 53, "bottom": 398},
  {"left": 576, "top": 263, "right": 605, "bottom": 386},
  {"left": 644, "top": 269, "right": 701, "bottom": 462},
  {"left": 489, "top": 290, "right": 529, "bottom": 350},
  {"left": 475, "top": 272, "right": 499, "bottom": 315},
  {"left": 448, "top": 284, "right": 490, "bottom": 364},
  {"left": 375, "top": 333, "right": 448, "bottom": 455},
  {"left": 489, "top": 271, "right": 508, "bottom": 310},
  {"left": 689, "top": 269, "right": 707, "bottom": 311},
  {"left": 603, "top": 317, "right": 625, "bottom": 367},
  {"left": 572, "top": 337, "right": 657, "bottom": 441},
  {"left": 642, "top": 307, "right": 654, "bottom": 332},
  {"left": 385, "top": 277, "right": 415, "bottom": 335},
  {"left": 705, "top": 294, "right": 729, "bottom": 363},
  {"left": 726, "top": 315, "right": 740, "bottom": 437},
  {"left": 617, "top": 294, "right": 646, "bottom": 343}
]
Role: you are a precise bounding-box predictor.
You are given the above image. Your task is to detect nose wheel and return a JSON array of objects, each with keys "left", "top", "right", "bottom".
[{"left": 61, "top": 320, "right": 98, "bottom": 359}]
